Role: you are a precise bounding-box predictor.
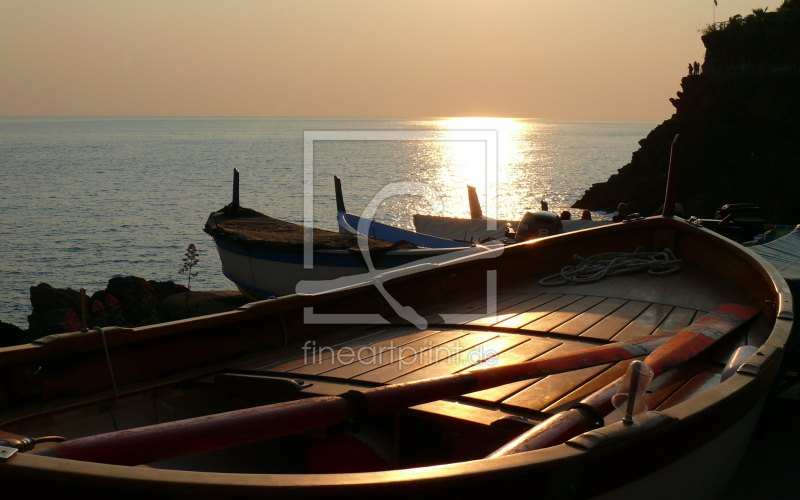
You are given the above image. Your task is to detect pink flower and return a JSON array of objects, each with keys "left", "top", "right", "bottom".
[
  {"left": 63, "top": 310, "right": 81, "bottom": 332},
  {"left": 105, "top": 294, "right": 120, "bottom": 308},
  {"left": 64, "top": 320, "right": 81, "bottom": 332},
  {"left": 92, "top": 300, "right": 105, "bottom": 312}
]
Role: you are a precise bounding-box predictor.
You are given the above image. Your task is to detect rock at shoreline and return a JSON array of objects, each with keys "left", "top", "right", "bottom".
[
  {"left": 574, "top": 3, "right": 800, "bottom": 223},
  {"left": 4, "top": 278, "right": 250, "bottom": 348},
  {"left": 0, "top": 321, "right": 27, "bottom": 348},
  {"left": 86, "top": 276, "right": 190, "bottom": 328},
  {"left": 162, "top": 290, "right": 250, "bottom": 319},
  {"left": 23, "top": 277, "right": 190, "bottom": 341},
  {"left": 28, "top": 283, "right": 85, "bottom": 338}
]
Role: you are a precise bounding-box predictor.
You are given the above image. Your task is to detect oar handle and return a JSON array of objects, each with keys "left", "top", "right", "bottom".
[{"left": 39, "top": 396, "right": 352, "bottom": 466}]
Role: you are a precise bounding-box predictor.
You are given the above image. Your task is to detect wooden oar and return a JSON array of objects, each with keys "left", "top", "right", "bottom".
[
  {"left": 33, "top": 334, "right": 673, "bottom": 466},
  {"left": 488, "top": 303, "right": 759, "bottom": 457}
]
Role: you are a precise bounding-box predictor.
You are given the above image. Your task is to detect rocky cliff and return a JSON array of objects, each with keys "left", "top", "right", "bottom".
[{"left": 574, "top": 1, "right": 800, "bottom": 223}]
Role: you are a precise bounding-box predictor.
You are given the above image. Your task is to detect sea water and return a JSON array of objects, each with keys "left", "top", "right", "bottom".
[{"left": 0, "top": 117, "right": 656, "bottom": 328}]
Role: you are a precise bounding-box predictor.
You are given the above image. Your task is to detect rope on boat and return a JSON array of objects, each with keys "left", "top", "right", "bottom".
[{"left": 538, "top": 247, "right": 682, "bottom": 286}]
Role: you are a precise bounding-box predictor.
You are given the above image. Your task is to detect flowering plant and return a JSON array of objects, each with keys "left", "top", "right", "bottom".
[{"left": 178, "top": 244, "right": 199, "bottom": 290}]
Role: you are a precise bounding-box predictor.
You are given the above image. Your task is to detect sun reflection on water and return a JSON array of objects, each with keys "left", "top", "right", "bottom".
[
  {"left": 325, "top": 118, "right": 651, "bottom": 231},
  {"left": 400, "top": 117, "right": 556, "bottom": 224}
]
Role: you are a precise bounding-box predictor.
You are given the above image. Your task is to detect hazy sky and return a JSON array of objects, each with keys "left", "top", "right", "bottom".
[{"left": 0, "top": 0, "right": 785, "bottom": 120}]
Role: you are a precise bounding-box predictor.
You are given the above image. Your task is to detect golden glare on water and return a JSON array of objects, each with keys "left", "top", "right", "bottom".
[
  {"left": 404, "top": 117, "right": 542, "bottom": 221},
  {"left": 332, "top": 118, "right": 653, "bottom": 231}
]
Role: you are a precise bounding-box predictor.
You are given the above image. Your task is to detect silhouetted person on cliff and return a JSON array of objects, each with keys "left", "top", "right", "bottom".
[
  {"left": 688, "top": 63, "right": 693, "bottom": 75},
  {"left": 694, "top": 61, "right": 700, "bottom": 75}
]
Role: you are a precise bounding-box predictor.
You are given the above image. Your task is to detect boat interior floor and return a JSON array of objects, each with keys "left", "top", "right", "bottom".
[{"left": 204, "top": 263, "right": 770, "bottom": 438}]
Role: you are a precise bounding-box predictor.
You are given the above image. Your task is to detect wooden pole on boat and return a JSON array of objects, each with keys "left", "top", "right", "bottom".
[
  {"left": 232, "top": 168, "right": 240, "bottom": 207},
  {"left": 34, "top": 334, "right": 674, "bottom": 466},
  {"left": 467, "top": 185, "right": 483, "bottom": 219},
  {"left": 334, "top": 175, "right": 346, "bottom": 213},
  {"left": 662, "top": 134, "right": 680, "bottom": 218},
  {"left": 488, "top": 303, "right": 759, "bottom": 457}
]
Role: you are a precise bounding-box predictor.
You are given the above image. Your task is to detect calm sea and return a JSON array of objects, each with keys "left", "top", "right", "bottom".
[{"left": 0, "top": 117, "right": 656, "bottom": 328}]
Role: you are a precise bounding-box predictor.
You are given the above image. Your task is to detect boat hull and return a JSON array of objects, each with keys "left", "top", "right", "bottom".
[{"left": 212, "top": 236, "right": 481, "bottom": 298}]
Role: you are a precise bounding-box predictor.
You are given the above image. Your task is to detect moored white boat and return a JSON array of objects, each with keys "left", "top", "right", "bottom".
[
  {"left": 412, "top": 185, "right": 612, "bottom": 241},
  {"left": 204, "top": 171, "right": 495, "bottom": 300},
  {"left": 205, "top": 204, "right": 488, "bottom": 300}
]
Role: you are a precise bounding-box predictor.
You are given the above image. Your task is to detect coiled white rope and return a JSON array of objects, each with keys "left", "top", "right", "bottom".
[{"left": 538, "top": 247, "right": 682, "bottom": 286}]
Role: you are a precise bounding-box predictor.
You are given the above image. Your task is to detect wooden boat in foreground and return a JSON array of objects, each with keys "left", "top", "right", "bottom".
[{"left": 0, "top": 214, "right": 793, "bottom": 499}]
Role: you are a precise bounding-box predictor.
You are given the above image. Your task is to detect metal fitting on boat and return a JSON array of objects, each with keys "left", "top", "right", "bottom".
[
  {"left": 0, "top": 436, "right": 66, "bottom": 453},
  {"left": 0, "top": 437, "right": 35, "bottom": 452},
  {"left": 613, "top": 360, "right": 654, "bottom": 424}
]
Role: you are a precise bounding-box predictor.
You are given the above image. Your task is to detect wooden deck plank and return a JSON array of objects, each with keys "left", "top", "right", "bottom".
[
  {"left": 493, "top": 294, "right": 584, "bottom": 329},
  {"left": 641, "top": 265, "right": 700, "bottom": 306},
  {"left": 653, "top": 307, "right": 697, "bottom": 334},
  {"left": 520, "top": 295, "right": 607, "bottom": 333},
  {"left": 389, "top": 334, "right": 531, "bottom": 384},
  {"left": 291, "top": 329, "right": 446, "bottom": 376},
  {"left": 549, "top": 298, "right": 627, "bottom": 336},
  {"left": 264, "top": 326, "right": 422, "bottom": 372},
  {"left": 462, "top": 293, "right": 564, "bottom": 327},
  {"left": 501, "top": 362, "right": 614, "bottom": 413},
  {"left": 459, "top": 338, "right": 563, "bottom": 404},
  {"left": 542, "top": 360, "right": 635, "bottom": 413},
  {"left": 610, "top": 303, "right": 674, "bottom": 342},
  {"left": 501, "top": 263, "right": 753, "bottom": 313},
  {"left": 322, "top": 330, "right": 470, "bottom": 380},
  {"left": 579, "top": 300, "right": 650, "bottom": 340},
  {"left": 355, "top": 332, "right": 497, "bottom": 384},
  {"left": 429, "top": 293, "right": 537, "bottom": 325}
]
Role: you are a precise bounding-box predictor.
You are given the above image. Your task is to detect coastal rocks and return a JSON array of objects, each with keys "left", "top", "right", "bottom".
[
  {"left": 28, "top": 283, "right": 85, "bottom": 338},
  {"left": 24, "top": 277, "right": 190, "bottom": 340},
  {"left": 0, "top": 321, "right": 27, "bottom": 348},
  {"left": 161, "top": 290, "right": 250, "bottom": 319},
  {"left": 574, "top": 3, "right": 800, "bottom": 223},
  {"left": 11, "top": 278, "right": 250, "bottom": 347},
  {"left": 87, "top": 276, "right": 190, "bottom": 328}
]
